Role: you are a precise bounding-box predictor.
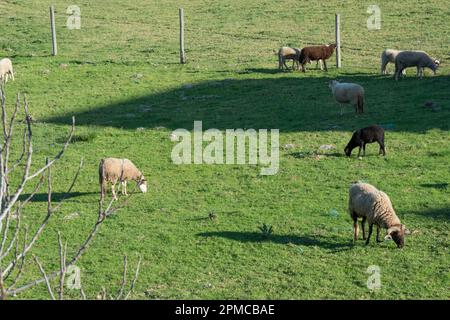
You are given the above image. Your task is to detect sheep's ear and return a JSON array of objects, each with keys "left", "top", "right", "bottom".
[
  {"left": 404, "top": 227, "right": 411, "bottom": 235},
  {"left": 384, "top": 234, "right": 393, "bottom": 241}
]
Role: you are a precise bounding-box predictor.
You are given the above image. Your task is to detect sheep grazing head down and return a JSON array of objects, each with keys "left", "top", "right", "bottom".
[
  {"left": 344, "top": 131, "right": 360, "bottom": 156},
  {"left": 138, "top": 176, "right": 148, "bottom": 193},
  {"left": 385, "top": 225, "right": 410, "bottom": 248}
]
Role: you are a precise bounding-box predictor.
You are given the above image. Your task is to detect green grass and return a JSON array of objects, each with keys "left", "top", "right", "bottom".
[{"left": 0, "top": 0, "right": 449, "bottom": 299}]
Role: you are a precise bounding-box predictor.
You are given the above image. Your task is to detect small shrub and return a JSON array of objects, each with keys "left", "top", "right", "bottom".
[{"left": 258, "top": 223, "right": 273, "bottom": 239}]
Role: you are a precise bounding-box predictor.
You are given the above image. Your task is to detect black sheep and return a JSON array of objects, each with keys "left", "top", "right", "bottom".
[{"left": 344, "top": 125, "right": 386, "bottom": 157}]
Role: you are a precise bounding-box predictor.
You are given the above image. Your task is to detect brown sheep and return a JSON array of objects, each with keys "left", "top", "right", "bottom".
[{"left": 299, "top": 44, "right": 336, "bottom": 72}]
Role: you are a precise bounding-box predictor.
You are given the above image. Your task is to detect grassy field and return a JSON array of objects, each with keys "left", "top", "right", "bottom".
[{"left": 0, "top": 0, "right": 449, "bottom": 299}]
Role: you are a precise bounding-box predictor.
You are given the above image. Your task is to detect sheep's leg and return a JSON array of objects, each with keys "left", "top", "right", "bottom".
[
  {"left": 121, "top": 181, "right": 128, "bottom": 195},
  {"left": 376, "top": 226, "right": 383, "bottom": 243},
  {"left": 100, "top": 181, "right": 106, "bottom": 201},
  {"left": 379, "top": 141, "right": 386, "bottom": 156},
  {"left": 111, "top": 183, "right": 118, "bottom": 200},
  {"left": 353, "top": 216, "right": 359, "bottom": 242},
  {"left": 340, "top": 104, "right": 344, "bottom": 116},
  {"left": 323, "top": 60, "right": 328, "bottom": 72},
  {"left": 10, "top": 71, "right": 14, "bottom": 81},
  {"left": 357, "top": 144, "right": 363, "bottom": 157},
  {"left": 365, "top": 224, "right": 373, "bottom": 245},
  {"left": 381, "top": 61, "right": 388, "bottom": 75},
  {"left": 363, "top": 143, "right": 366, "bottom": 156},
  {"left": 361, "top": 217, "right": 366, "bottom": 240}
]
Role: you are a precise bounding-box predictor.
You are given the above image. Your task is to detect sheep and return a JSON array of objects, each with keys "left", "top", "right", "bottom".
[
  {"left": 0, "top": 58, "right": 14, "bottom": 83},
  {"left": 99, "top": 158, "right": 147, "bottom": 201},
  {"left": 328, "top": 80, "right": 364, "bottom": 115},
  {"left": 344, "top": 125, "right": 386, "bottom": 157},
  {"left": 348, "top": 182, "right": 410, "bottom": 248},
  {"left": 298, "top": 44, "right": 336, "bottom": 72},
  {"left": 278, "top": 47, "right": 301, "bottom": 70},
  {"left": 381, "top": 49, "right": 406, "bottom": 75},
  {"left": 394, "top": 51, "right": 440, "bottom": 80}
]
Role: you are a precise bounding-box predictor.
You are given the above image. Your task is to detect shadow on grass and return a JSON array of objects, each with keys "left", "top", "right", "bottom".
[
  {"left": 244, "top": 68, "right": 294, "bottom": 74},
  {"left": 410, "top": 207, "right": 449, "bottom": 220},
  {"left": 287, "top": 152, "right": 344, "bottom": 159},
  {"left": 197, "top": 231, "right": 353, "bottom": 252},
  {"left": 43, "top": 75, "right": 450, "bottom": 133},
  {"left": 19, "top": 192, "right": 96, "bottom": 202},
  {"left": 420, "top": 183, "right": 449, "bottom": 190}
]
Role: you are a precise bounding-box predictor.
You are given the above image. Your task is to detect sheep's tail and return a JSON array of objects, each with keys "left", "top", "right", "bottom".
[
  {"left": 99, "top": 159, "right": 106, "bottom": 201},
  {"left": 357, "top": 93, "right": 364, "bottom": 113}
]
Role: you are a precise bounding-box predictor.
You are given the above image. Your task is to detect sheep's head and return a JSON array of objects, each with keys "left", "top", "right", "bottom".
[
  {"left": 385, "top": 225, "right": 410, "bottom": 248},
  {"left": 138, "top": 176, "right": 148, "bottom": 193},
  {"left": 344, "top": 146, "right": 352, "bottom": 157},
  {"left": 329, "top": 80, "right": 339, "bottom": 89},
  {"left": 344, "top": 131, "right": 360, "bottom": 156}
]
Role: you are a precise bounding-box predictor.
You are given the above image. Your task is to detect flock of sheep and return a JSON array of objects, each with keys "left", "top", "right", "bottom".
[
  {"left": 0, "top": 40, "right": 441, "bottom": 250},
  {"left": 276, "top": 43, "right": 442, "bottom": 248}
]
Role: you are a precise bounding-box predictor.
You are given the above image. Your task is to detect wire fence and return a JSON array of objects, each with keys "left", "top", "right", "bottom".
[{"left": 2, "top": 4, "right": 449, "bottom": 72}]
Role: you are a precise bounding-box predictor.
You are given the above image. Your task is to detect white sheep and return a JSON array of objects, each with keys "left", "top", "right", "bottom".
[
  {"left": 348, "top": 182, "right": 410, "bottom": 248},
  {"left": 381, "top": 49, "right": 406, "bottom": 75},
  {"left": 0, "top": 58, "right": 14, "bottom": 83},
  {"left": 99, "top": 158, "right": 147, "bottom": 201},
  {"left": 278, "top": 47, "right": 301, "bottom": 70},
  {"left": 394, "top": 51, "right": 440, "bottom": 80},
  {"left": 328, "top": 80, "right": 364, "bottom": 115}
]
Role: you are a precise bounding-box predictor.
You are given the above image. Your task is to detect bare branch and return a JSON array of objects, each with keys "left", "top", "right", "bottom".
[
  {"left": 51, "top": 158, "right": 83, "bottom": 213},
  {"left": 33, "top": 255, "right": 56, "bottom": 300},
  {"left": 25, "top": 116, "right": 75, "bottom": 182},
  {"left": 7, "top": 226, "right": 28, "bottom": 289},
  {"left": 116, "top": 255, "right": 128, "bottom": 300},
  {"left": 58, "top": 232, "right": 66, "bottom": 300},
  {"left": 124, "top": 256, "right": 142, "bottom": 300},
  {"left": 0, "top": 207, "right": 20, "bottom": 260}
]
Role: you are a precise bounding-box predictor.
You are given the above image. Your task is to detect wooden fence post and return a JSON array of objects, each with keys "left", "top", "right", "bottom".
[
  {"left": 179, "top": 8, "right": 186, "bottom": 64},
  {"left": 50, "top": 5, "right": 57, "bottom": 56},
  {"left": 335, "top": 13, "right": 341, "bottom": 68}
]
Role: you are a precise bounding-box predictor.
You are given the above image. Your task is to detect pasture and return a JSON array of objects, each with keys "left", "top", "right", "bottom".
[{"left": 0, "top": 0, "right": 449, "bottom": 299}]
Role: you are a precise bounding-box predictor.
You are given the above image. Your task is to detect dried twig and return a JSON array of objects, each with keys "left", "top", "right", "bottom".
[
  {"left": 0, "top": 89, "right": 139, "bottom": 300},
  {"left": 33, "top": 255, "right": 56, "bottom": 300}
]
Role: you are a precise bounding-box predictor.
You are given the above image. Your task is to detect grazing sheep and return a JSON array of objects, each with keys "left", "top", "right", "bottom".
[
  {"left": 0, "top": 58, "right": 14, "bottom": 83},
  {"left": 329, "top": 80, "right": 364, "bottom": 115},
  {"left": 99, "top": 158, "right": 147, "bottom": 201},
  {"left": 348, "top": 182, "right": 410, "bottom": 248},
  {"left": 344, "top": 125, "right": 386, "bottom": 157},
  {"left": 278, "top": 47, "right": 301, "bottom": 70},
  {"left": 299, "top": 44, "right": 336, "bottom": 72},
  {"left": 394, "top": 51, "right": 440, "bottom": 80},
  {"left": 381, "top": 49, "right": 406, "bottom": 75}
]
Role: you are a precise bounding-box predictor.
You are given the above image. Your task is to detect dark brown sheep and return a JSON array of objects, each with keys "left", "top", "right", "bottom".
[
  {"left": 344, "top": 125, "right": 386, "bottom": 157},
  {"left": 299, "top": 44, "right": 336, "bottom": 72}
]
